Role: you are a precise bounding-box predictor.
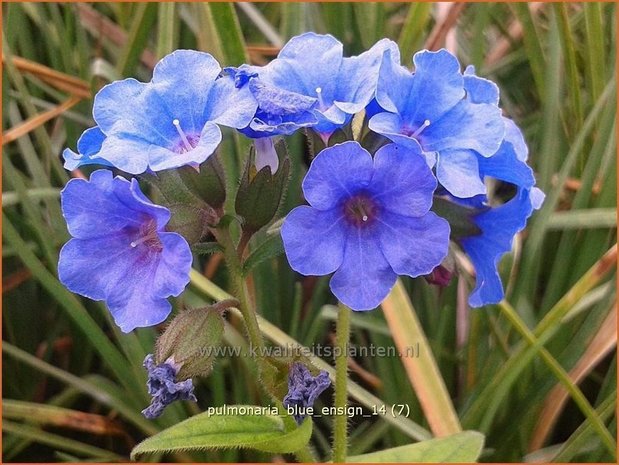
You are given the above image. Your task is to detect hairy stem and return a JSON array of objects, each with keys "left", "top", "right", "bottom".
[
  {"left": 217, "top": 226, "right": 317, "bottom": 462},
  {"left": 332, "top": 303, "right": 351, "bottom": 463},
  {"left": 217, "top": 227, "right": 265, "bottom": 352}
]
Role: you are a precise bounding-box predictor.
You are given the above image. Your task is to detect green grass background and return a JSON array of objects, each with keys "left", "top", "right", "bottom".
[{"left": 2, "top": 2, "right": 617, "bottom": 462}]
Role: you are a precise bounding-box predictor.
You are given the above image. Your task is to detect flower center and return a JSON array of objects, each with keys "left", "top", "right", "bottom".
[
  {"left": 343, "top": 193, "right": 379, "bottom": 227},
  {"left": 172, "top": 119, "right": 199, "bottom": 153},
  {"left": 130, "top": 219, "right": 163, "bottom": 252},
  {"left": 403, "top": 119, "right": 431, "bottom": 138}
]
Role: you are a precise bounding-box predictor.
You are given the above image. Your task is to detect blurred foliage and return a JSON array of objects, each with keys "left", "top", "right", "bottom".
[{"left": 2, "top": 2, "right": 616, "bottom": 462}]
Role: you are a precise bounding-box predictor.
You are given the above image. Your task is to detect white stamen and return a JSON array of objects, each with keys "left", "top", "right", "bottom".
[
  {"left": 130, "top": 231, "right": 157, "bottom": 248},
  {"left": 411, "top": 119, "right": 431, "bottom": 138},
  {"left": 173, "top": 119, "right": 193, "bottom": 152},
  {"left": 362, "top": 215, "right": 369, "bottom": 222},
  {"left": 315, "top": 87, "right": 327, "bottom": 110}
]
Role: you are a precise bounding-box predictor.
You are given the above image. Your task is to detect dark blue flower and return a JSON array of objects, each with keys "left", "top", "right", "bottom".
[
  {"left": 458, "top": 115, "right": 544, "bottom": 307},
  {"left": 142, "top": 354, "right": 197, "bottom": 419},
  {"left": 283, "top": 362, "right": 330, "bottom": 424},
  {"left": 369, "top": 49, "right": 505, "bottom": 199},
  {"left": 62, "top": 126, "right": 112, "bottom": 170},
  {"left": 232, "top": 34, "right": 399, "bottom": 140},
  {"left": 58, "top": 169, "right": 193, "bottom": 332},
  {"left": 281, "top": 141, "right": 450, "bottom": 310},
  {"left": 462, "top": 187, "right": 543, "bottom": 307},
  {"left": 78, "top": 50, "right": 257, "bottom": 174}
]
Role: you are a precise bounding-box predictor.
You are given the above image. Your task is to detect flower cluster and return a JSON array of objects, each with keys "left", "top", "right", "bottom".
[{"left": 58, "top": 32, "right": 543, "bottom": 416}]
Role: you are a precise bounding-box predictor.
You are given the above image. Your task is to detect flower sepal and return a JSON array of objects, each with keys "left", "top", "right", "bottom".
[
  {"left": 235, "top": 140, "right": 290, "bottom": 234},
  {"left": 177, "top": 154, "right": 227, "bottom": 211},
  {"left": 155, "top": 299, "right": 235, "bottom": 380},
  {"left": 143, "top": 170, "right": 221, "bottom": 244}
]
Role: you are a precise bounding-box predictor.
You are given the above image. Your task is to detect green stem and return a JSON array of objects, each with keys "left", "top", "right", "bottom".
[
  {"left": 498, "top": 301, "right": 616, "bottom": 456},
  {"left": 217, "top": 227, "right": 265, "bottom": 353},
  {"left": 332, "top": 303, "right": 351, "bottom": 463},
  {"left": 217, "top": 227, "right": 317, "bottom": 462}
]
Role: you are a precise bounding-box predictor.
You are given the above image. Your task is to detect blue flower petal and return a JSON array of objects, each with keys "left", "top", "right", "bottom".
[
  {"left": 148, "top": 122, "right": 222, "bottom": 172},
  {"left": 367, "top": 112, "right": 405, "bottom": 142},
  {"left": 283, "top": 363, "right": 331, "bottom": 424},
  {"left": 422, "top": 100, "right": 504, "bottom": 157},
  {"left": 375, "top": 49, "right": 415, "bottom": 114},
  {"left": 402, "top": 49, "right": 465, "bottom": 124},
  {"left": 243, "top": 111, "right": 317, "bottom": 137},
  {"left": 302, "top": 141, "right": 373, "bottom": 210},
  {"left": 477, "top": 140, "right": 535, "bottom": 189},
  {"left": 150, "top": 50, "right": 222, "bottom": 129},
  {"left": 463, "top": 66, "right": 500, "bottom": 105},
  {"left": 462, "top": 189, "right": 538, "bottom": 307},
  {"left": 334, "top": 38, "right": 400, "bottom": 114},
  {"left": 62, "top": 127, "right": 112, "bottom": 170},
  {"left": 96, "top": 135, "right": 164, "bottom": 175},
  {"left": 142, "top": 354, "right": 197, "bottom": 419},
  {"left": 370, "top": 143, "right": 437, "bottom": 216},
  {"left": 60, "top": 170, "right": 169, "bottom": 239},
  {"left": 204, "top": 75, "right": 259, "bottom": 129},
  {"left": 377, "top": 211, "right": 450, "bottom": 277},
  {"left": 93, "top": 78, "right": 172, "bottom": 142},
  {"left": 267, "top": 32, "right": 343, "bottom": 97},
  {"left": 330, "top": 228, "right": 396, "bottom": 311},
  {"left": 281, "top": 206, "right": 347, "bottom": 276},
  {"left": 530, "top": 187, "right": 545, "bottom": 209},
  {"left": 249, "top": 77, "right": 317, "bottom": 116},
  {"left": 504, "top": 118, "right": 528, "bottom": 161},
  {"left": 437, "top": 149, "right": 487, "bottom": 198}
]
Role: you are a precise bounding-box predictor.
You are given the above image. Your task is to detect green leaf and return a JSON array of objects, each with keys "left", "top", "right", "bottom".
[
  {"left": 130, "top": 408, "right": 312, "bottom": 458},
  {"left": 116, "top": 3, "right": 158, "bottom": 75},
  {"left": 546, "top": 208, "right": 617, "bottom": 230},
  {"left": 348, "top": 431, "right": 485, "bottom": 463},
  {"left": 243, "top": 234, "right": 285, "bottom": 275},
  {"left": 203, "top": 3, "right": 248, "bottom": 65}
]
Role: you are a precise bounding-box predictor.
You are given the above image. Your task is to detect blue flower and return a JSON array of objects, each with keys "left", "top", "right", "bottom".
[
  {"left": 462, "top": 187, "right": 543, "bottom": 307},
  {"left": 368, "top": 49, "right": 505, "bottom": 199},
  {"left": 458, "top": 117, "right": 544, "bottom": 307},
  {"left": 78, "top": 50, "right": 257, "bottom": 174},
  {"left": 142, "top": 354, "right": 197, "bottom": 419},
  {"left": 232, "top": 34, "right": 399, "bottom": 139},
  {"left": 58, "top": 169, "right": 193, "bottom": 332},
  {"left": 283, "top": 362, "right": 330, "bottom": 424},
  {"left": 62, "top": 126, "right": 113, "bottom": 171},
  {"left": 281, "top": 141, "right": 450, "bottom": 310}
]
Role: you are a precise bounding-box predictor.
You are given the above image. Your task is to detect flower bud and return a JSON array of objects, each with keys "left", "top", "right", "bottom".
[
  {"left": 236, "top": 139, "right": 290, "bottom": 234},
  {"left": 155, "top": 299, "right": 237, "bottom": 380},
  {"left": 178, "top": 154, "right": 227, "bottom": 210},
  {"left": 141, "top": 169, "right": 220, "bottom": 244},
  {"left": 425, "top": 253, "right": 456, "bottom": 287}
]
